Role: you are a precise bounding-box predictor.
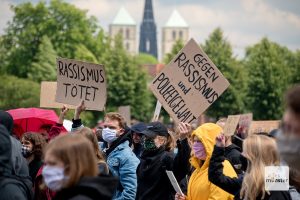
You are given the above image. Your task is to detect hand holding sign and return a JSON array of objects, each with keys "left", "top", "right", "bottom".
[
  {"left": 74, "top": 100, "right": 86, "bottom": 120},
  {"left": 216, "top": 134, "right": 225, "bottom": 148},
  {"left": 58, "top": 105, "right": 69, "bottom": 124},
  {"left": 177, "top": 122, "right": 192, "bottom": 140},
  {"left": 175, "top": 193, "right": 187, "bottom": 200}
]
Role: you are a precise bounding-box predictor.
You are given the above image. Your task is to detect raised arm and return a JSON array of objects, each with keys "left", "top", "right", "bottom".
[
  {"left": 48, "top": 106, "right": 68, "bottom": 140},
  {"left": 71, "top": 100, "right": 85, "bottom": 132},
  {"left": 208, "top": 134, "right": 242, "bottom": 195},
  {"left": 173, "top": 122, "right": 192, "bottom": 182}
]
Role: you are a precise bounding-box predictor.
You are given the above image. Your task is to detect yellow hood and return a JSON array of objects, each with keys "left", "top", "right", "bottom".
[
  {"left": 187, "top": 123, "right": 237, "bottom": 200},
  {"left": 190, "top": 123, "right": 222, "bottom": 170}
]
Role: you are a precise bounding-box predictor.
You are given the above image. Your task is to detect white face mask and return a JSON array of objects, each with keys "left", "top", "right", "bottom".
[
  {"left": 102, "top": 128, "right": 118, "bottom": 143},
  {"left": 42, "top": 165, "right": 66, "bottom": 191}
]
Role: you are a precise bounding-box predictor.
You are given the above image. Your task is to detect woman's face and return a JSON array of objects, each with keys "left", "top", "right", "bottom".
[
  {"left": 44, "top": 152, "right": 65, "bottom": 169},
  {"left": 192, "top": 136, "right": 206, "bottom": 160},
  {"left": 21, "top": 138, "right": 33, "bottom": 150}
]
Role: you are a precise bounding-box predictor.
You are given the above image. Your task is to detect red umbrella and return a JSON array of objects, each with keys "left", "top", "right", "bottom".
[{"left": 7, "top": 108, "right": 60, "bottom": 138}]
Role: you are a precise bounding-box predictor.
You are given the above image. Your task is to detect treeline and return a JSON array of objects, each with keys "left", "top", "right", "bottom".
[
  {"left": 0, "top": 0, "right": 157, "bottom": 126},
  {"left": 0, "top": 0, "right": 299, "bottom": 125}
]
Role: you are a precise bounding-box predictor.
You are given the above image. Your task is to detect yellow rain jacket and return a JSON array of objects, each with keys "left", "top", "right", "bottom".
[{"left": 187, "top": 123, "right": 237, "bottom": 200}]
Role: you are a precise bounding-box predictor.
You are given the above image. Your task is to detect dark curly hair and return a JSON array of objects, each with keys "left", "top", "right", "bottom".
[{"left": 21, "top": 132, "right": 47, "bottom": 161}]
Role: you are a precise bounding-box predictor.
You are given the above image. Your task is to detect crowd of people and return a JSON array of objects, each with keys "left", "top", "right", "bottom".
[{"left": 0, "top": 84, "right": 300, "bottom": 200}]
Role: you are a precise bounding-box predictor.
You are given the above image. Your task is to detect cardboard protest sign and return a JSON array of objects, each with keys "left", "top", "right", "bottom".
[
  {"left": 152, "top": 100, "right": 162, "bottom": 122},
  {"left": 249, "top": 120, "right": 280, "bottom": 135},
  {"left": 237, "top": 113, "right": 253, "bottom": 139},
  {"left": 56, "top": 58, "right": 107, "bottom": 111},
  {"left": 150, "top": 39, "right": 230, "bottom": 124},
  {"left": 118, "top": 106, "right": 131, "bottom": 125},
  {"left": 223, "top": 115, "right": 241, "bottom": 136},
  {"left": 40, "top": 82, "right": 75, "bottom": 109}
]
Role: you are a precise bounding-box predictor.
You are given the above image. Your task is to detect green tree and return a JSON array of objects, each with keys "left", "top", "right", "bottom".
[
  {"left": 74, "top": 44, "right": 98, "bottom": 63},
  {"left": 28, "top": 36, "right": 57, "bottom": 82},
  {"left": 244, "top": 38, "right": 293, "bottom": 119},
  {"left": 134, "top": 53, "right": 158, "bottom": 66},
  {"left": 1, "top": 0, "right": 97, "bottom": 78},
  {"left": 0, "top": 75, "right": 40, "bottom": 109},
  {"left": 164, "top": 39, "right": 184, "bottom": 64},
  {"left": 203, "top": 28, "right": 247, "bottom": 119},
  {"left": 290, "top": 50, "right": 300, "bottom": 83},
  {"left": 101, "top": 35, "right": 152, "bottom": 121}
]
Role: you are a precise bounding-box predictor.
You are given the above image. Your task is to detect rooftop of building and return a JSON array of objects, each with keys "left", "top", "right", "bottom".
[
  {"left": 164, "top": 10, "right": 188, "bottom": 28},
  {"left": 112, "top": 7, "right": 136, "bottom": 26}
]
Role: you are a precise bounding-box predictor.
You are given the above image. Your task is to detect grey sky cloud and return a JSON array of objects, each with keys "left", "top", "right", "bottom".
[{"left": 0, "top": 0, "right": 300, "bottom": 59}]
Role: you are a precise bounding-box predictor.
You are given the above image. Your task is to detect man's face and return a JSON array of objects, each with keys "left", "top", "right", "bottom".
[
  {"left": 282, "top": 109, "right": 300, "bottom": 136},
  {"left": 103, "top": 118, "right": 124, "bottom": 137},
  {"left": 132, "top": 132, "right": 142, "bottom": 144}
]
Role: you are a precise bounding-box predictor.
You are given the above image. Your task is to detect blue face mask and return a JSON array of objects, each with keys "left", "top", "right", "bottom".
[{"left": 102, "top": 128, "right": 118, "bottom": 143}]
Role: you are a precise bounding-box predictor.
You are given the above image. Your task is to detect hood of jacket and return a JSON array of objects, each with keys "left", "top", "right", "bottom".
[
  {"left": 0, "top": 111, "right": 14, "bottom": 134},
  {"left": 0, "top": 124, "right": 12, "bottom": 176},
  {"left": 190, "top": 123, "right": 222, "bottom": 171},
  {"left": 55, "top": 175, "right": 118, "bottom": 200},
  {"left": 187, "top": 123, "right": 237, "bottom": 200}
]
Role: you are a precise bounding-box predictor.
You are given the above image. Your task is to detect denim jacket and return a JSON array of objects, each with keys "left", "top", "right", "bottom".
[{"left": 107, "top": 140, "right": 140, "bottom": 200}]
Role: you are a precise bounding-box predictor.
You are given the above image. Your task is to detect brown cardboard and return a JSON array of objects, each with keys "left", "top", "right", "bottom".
[
  {"left": 55, "top": 58, "right": 107, "bottom": 111},
  {"left": 40, "top": 81, "right": 76, "bottom": 109},
  {"left": 150, "top": 38, "right": 230, "bottom": 124},
  {"left": 223, "top": 115, "right": 241, "bottom": 136},
  {"left": 118, "top": 106, "right": 131, "bottom": 125},
  {"left": 249, "top": 120, "right": 280, "bottom": 135},
  {"left": 237, "top": 113, "right": 253, "bottom": 139}
]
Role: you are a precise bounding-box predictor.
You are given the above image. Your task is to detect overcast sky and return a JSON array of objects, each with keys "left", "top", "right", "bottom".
[{"left": 1, "top": 0, "right": 300, "bottom": 59}]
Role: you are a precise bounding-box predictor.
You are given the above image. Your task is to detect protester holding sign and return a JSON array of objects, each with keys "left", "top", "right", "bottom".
[
  {"left": 208, "top": 134, "right": 291, "bottom": 200},
  {"left": 136, "top": 122, "right": 191, "bottom": 200},
  {"left": 175, "top": 123, "right": 237, "bottom": 200},
  {"left": 102, "top": 112, "right": 139, "bottom": 200}
]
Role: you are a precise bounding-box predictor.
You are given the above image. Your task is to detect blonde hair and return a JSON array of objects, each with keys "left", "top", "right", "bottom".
[
  {"left": 240, "top": 135, "right": 280, "bottom": 200},
  {"left": 76, "top": 127, "right": 105, "bottom": 163},
  {"left": 45, "top": 134, "right": 98, "bottom": 188},
  {"left": 156, "top": 132, "right": 175, "bottom": 152},
  {"left": 105, "top": 112, "right": 126, "bottom": 129}
]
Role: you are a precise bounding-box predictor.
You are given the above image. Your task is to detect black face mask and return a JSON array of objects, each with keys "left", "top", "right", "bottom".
[
  {"left": 240, "top": 154, "right": 248, "bottom": 172},
  {"left": 143, "top": 138, "right": 158, "bottom": 151}
]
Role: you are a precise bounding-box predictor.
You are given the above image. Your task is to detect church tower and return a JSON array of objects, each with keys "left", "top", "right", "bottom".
[
  {"left": 162, "top": 10, "right": 189, "bottom": 58},
  {"left": 109, "top": 7, "right": 137, "bottom": 54},
  {"left": 139, "top": 0, "right": 158, "bottom": 58}
]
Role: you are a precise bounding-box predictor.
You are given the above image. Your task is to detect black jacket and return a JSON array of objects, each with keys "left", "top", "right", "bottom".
[
  {"left": 225, "top": 143, "right": 242, "bottom": 174},
  {"left": 0, "top": 110, "right": 30, "bottom": 177},
  {"left": 209, "top": 145, "right": 291, "bottom": 200},
  {"left": 0, "top": 124, "right": 33, "bottom": 200},
  {"left": 53, "top": 175, "right": 118, "bottom": 200},
  {"left": 136, "top": 138, "right": 191, "bottom": 200},
  {"left": 29, "top": 158, "right": 43, "bottom": 183}
]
